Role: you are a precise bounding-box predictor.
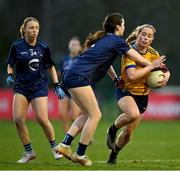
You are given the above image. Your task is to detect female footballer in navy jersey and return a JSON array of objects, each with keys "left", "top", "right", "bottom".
[
  {"left": 56, "top": 13, "right": 165, "bottom": 166},
  {"left": 6, "top": 17, "right": 64, "bottom": 163},
  {"left": 58, "top": 37, "right": 82, "bottom": 133}
]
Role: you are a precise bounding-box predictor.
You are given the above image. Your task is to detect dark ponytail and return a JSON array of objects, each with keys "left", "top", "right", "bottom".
[
  {"left": 83, "top": 31, "right": 105, "bottom": 51},
  {"left": 83, "top": 13, "right": 124, "bottom": 51}
]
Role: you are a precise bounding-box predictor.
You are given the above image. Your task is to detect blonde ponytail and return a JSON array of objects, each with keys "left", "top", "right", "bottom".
[
  {"left": 126, "top": 26, "right": 141, "bottom": 44},
  {"left": 20, "top": 24, "right": 25, "bottom": 38}
]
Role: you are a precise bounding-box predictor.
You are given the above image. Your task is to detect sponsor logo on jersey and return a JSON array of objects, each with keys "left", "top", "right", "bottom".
[{"left": 29, "top": 58, "right": 40, "bottom": 71}]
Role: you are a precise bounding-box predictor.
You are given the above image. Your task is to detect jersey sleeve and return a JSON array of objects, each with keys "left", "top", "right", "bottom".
[
  {"left": 123, "top": 54, "right": 136, "bottom": 70},
  {"left": 7, "top": 44, "right": 16, "bottom": 67},
  {"left": 148, "top": 46, "right": 160, "bottom": 61},
  {"left": 151, "top": 51, "right": 160, "bottom": 61},
  {"left": 42, "top": 46, "right": 55, "bottom": 68},
  {"left": 114, "top": 37, "right": 130, "bottom": 55}
]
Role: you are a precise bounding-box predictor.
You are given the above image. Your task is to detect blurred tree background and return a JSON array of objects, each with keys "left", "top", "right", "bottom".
[{"left": 0, "top": 0, "right": 179, "bottom": 101}]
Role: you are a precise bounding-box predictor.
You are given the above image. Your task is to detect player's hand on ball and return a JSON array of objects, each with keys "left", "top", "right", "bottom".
[
  {"left": 54, "top": 83, "right": 66, "bottom": 99},
  {"left": 7, "top": 74, "right": 14, "bottom": 88},
  {"left": 156, "top": 73, "right": 166, "bottom": 87},
  {"left": 151, "top": 56, "right": 166, "bottom": 69},
  {"left": 147, "top": 67, "right": 170, "bottom": 89},
  {"left": 157, "top": 71, "right": 170, "bottom": 87}
]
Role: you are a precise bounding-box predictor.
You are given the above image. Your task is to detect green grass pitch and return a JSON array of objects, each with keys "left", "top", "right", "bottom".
[{"left": 0, "top": 119, "right": 180, "bottom": 170}]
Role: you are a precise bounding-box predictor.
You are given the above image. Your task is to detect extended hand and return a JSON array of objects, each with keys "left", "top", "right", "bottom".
[
  {"left": 54, "top": 83, "right": 66, "bottom": 99},
  {"left": 7, "top": 74, "right": 14, "bottom": 88},
  {"left": 152, "top": 55, "right": 166, "bottom": 69}
]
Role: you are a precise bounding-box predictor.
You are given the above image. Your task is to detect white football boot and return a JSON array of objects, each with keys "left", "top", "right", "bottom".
[
  {"left": 52, "top": 146, "right": 63, "bottom": 159},
  {"left": 17, "top": 151, "right": 36, "bottom": 163}
]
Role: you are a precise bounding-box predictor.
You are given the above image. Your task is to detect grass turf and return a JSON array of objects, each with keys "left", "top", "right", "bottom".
[{"left": 0, "top": 119, "right": 180, "bottom": 170}]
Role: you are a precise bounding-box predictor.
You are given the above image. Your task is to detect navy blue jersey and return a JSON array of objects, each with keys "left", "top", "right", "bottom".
[
  {"left": 7, "top": 38, "right": 55, "bottom": 90},
  {"left": 59, "top": 55, "right": 76, "bottom": 74},
  {"left": 66, "top": 33, "right": 130, "bottom": 84}
]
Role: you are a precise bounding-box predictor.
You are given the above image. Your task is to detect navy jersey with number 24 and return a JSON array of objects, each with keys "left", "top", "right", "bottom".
[{"left": 7, "top": 38, "right": 55, "bottom": 91}]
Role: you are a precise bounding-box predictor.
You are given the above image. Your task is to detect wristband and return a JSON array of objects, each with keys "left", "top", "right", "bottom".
[
  {"left": 113, "top": 77, "right": 119, "bottom": 83},
  {"left": 8, "top": 73, "right": 13, "bottom": 77}
]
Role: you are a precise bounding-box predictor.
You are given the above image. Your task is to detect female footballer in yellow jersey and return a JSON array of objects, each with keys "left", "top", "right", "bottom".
[{"left": 106, "top": 24, "right": 170, "bottom": 164}]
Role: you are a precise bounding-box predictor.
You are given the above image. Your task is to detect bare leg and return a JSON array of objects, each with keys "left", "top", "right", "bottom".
[
  {"left": 31, "top": 97, "right": 62, "bottom": 159},
  {"left": 68, "top": 114, "right": 88, "bottom": 137},
  {"left": 107, "top": 116, "right": 142, "bottom": 164},
  {"left": 69, "top": 86, "right": 101, "bottom": 145},
  {"left": 58, "top": 97, "right": 71, "bottom": 132},
  {"left": 107, "top": 96, "right": 140, "bottom": 150},
  {"left": 70, "top": 98, "right": 81, "bottom": 121},
  {"left": 115, "top": 96, "right": 140, "bottom": 129},
  {"left": 13, "top": 93, "right": 30, "bottom": 145},
  {"left": 57, "top": 86, "right": 101, "bottom": 166},
  {"left": 116, "top": 116, "right": 142, "bottom": 149},
  {"left": 107, "top": 95, "right": 142, "bottom": 164},
  {"left": 31, "top": 97, "right": 55, "bottom": 141}
]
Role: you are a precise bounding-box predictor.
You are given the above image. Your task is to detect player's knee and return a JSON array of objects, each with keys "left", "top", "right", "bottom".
[
  {"left": 37, "top": 117, "right": 49, "bottom": 127},
  {"left": 128, "top": 112, "right": 140, "bottom": 122},
  {"left": 95, "top": 111, "right": 102, "bottom": 122},
  {"left": 13, "top": 115, "right": 24, "bottom": 125},
  {"left": 90, "top": 111, "right": 102, "bottom": 123}
]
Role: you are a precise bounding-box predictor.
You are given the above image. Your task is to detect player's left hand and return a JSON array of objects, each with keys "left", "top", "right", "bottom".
[
  {"left": 54, "top": 83, "right": 66, "bottom": 99},
  {"left": 157, "top": 71, "right": 170, "bottom": 87},
  {"left": 114, "top": 77, "right": 125, "bottom": 88},
  {"left": 7, "top": 74, "right": 14, "bottom": 88}
]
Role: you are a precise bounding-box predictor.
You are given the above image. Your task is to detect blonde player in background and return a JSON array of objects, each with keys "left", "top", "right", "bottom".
[{"left": 6, "top": 17, "right": 63, "bottom": 163}]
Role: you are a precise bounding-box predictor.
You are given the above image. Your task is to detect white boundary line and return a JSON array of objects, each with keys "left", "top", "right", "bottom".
[{"left": 96, "top": 159, "right": 180, "bottom": 163}]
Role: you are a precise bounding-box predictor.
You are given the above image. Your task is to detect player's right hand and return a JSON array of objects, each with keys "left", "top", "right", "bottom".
[
  {"left": 54, "top": 83, "right": 66, "bottom": 99},
  {"left": 7, "top": 74, "right": 14, "bottom": 88}
]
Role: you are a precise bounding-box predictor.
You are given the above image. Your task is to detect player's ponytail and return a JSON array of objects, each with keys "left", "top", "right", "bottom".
[
  {"left": 20, "top": 24, "right": 25, "bottom": 38},
  {"left": 83, "top": 13, "right": 124, "bottom": 51},
  {"left": 126, "top": 24, "right": 156, "bottom": 44},
  {"left": 83, "top": 31, "right": 105, "bottom": 51},
  {"left": 126, "top": 26, "right": 140, "bottom": 44},
  {"left": 19, "top": 17, "right": 40, "bottom": 38}
]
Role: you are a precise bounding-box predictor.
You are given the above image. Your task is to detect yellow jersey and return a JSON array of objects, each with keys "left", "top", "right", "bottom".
[{"left": 121, "top": 45, "right": 160, "bottom": 95}]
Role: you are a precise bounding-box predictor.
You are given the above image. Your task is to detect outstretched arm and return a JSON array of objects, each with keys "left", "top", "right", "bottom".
[
  {"left": 127, "top": 49, "right": 151, "bottom": 66},
  {"left": 48, "top": 66, "right": 59, "bottom": 83},
  {"left": 126, "top": 59, "right": 165, "bottom": 81},
  {"left": 127, "top": 48, "right": 166, "bottom": 67},
  {"left": 108, "top": 65, "right": 118, "bottom": 81}
]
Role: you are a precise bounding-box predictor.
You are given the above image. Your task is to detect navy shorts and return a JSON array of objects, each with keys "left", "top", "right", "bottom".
[
  {"left": 115, "top": 88, "right": 148, "bottom": 113},
  {"left": 62, "top": 70, "right": 90, "bottom": 90},
  {"left": 13, "top": 84, "right": 48, "bottom": 101}
]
